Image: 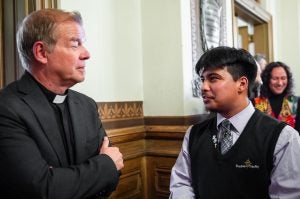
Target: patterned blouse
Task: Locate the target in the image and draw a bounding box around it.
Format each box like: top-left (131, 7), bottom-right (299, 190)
top-left (254, 95), bottom-right (299, 128)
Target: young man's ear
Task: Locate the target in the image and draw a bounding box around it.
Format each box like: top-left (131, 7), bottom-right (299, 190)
top-left (238, 76), bottom-right (248, 93)
top-left (32, 41), bottom-right (48, 64)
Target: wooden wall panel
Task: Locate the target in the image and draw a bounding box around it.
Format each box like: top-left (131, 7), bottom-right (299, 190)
top-left (99, 101), bottom-right (206, 199)
top-left (143, 123), bottom-right (189, 198)
top-left (109, 157), bottom-right (144, 199)
top-left (145, 156), bottom-right (177, 199)
top-left (99, 102), bottom-right (146, 199)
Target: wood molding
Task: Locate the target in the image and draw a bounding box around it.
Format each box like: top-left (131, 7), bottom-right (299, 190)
top-left (235, 0), bottom-right (271, 23)
top-left (144, 114), bottom-right (208, 126)
top-left (98, 101), bottom-right (144, 130)
top-left (106, 126), bottom-right (146, 144)
top-left (98, 101), bottom-right (143, 120)
top-left (98, 101), bottom-right (206, 199)
top-left (145, 125), bottom-right (187, 140)
top-left (98, 101), bottom-right (208, 159)
top-left (145, 139), bottom-right (182, 157)
top-left (99, 101), bottom-right (208, 131)
top-left (102, 118), bottom-right (144, 130)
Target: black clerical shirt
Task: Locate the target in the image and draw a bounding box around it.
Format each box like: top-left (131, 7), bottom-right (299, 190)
top-left (31, 75), bottom-right (75, 165)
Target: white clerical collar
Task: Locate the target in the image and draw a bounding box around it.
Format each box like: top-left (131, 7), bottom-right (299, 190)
top-left (53, 94), bottom-right (67, 104)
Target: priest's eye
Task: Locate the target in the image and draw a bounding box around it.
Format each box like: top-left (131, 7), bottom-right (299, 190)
top-left (70, 40), bottom-right (80, 48)
top-left (71, 42), bottom-right (79, 48)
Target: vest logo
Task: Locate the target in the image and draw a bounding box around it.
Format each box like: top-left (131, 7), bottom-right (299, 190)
top-left (236, 159), bottom-right (260, 169)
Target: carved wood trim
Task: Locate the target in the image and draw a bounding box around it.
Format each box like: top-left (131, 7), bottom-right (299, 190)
top-left (98, 101), bottom-right (144, 130)
top-left (98, 101), bottom-right (205, 198)
top-left (98, 101), bottom-right (143, 120)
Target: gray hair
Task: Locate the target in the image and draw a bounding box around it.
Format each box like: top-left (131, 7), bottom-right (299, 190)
top-left (16, 9), bottom-right (82, 71)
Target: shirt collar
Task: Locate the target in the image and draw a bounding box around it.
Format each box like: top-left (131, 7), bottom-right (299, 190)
top-left (28, 72), bottom-right (68, 104)
top-left (52, 94), bottom-right (67, 104)
top-left (40, 85), bottom-right (68, 104)
top-left (217, 101), bottom-right (255, 134)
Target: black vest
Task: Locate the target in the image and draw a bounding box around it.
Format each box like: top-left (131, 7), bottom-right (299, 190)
top-left (189, 110), bottom-right (286, 199)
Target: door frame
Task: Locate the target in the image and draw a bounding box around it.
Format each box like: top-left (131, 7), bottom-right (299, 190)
top-left (233, 0), bottom-right (273, 61)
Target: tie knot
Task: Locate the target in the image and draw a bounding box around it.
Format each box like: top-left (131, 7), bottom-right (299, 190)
top-left (220, 119), bottom-right (231, 129)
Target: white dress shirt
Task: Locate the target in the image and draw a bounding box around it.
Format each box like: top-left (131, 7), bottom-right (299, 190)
top-left (169, 103), bottom-right (300, 199)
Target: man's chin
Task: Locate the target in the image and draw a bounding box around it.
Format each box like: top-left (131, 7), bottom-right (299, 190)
top-left (75, 76), bottom-right (85, 83)
top-left (204, 105), bottom-right (218, 113)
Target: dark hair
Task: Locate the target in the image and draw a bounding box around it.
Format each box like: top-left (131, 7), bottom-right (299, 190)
top-left (260, 61), bottom-right (294, 97)
top-left (195, 46), bottom-right (257, 92)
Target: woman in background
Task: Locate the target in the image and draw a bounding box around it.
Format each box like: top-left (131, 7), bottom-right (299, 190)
top-left (254, 61), bottom-right (300, 132)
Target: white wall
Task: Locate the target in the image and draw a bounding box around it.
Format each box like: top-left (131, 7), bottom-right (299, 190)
top-left (265, 0), bottom-right (300, 95)
top-left (141, 0), bottom-right (185, 116)
top-left (63, 0), bottom-right (300, 117)
top-left (181, 0), bottom-right (206, 115)
top-left (60, 0), bottom-right (144, 101)
top-left (61, 0), bottom-right (204, 116)
top-left (58, 0), bottom-right (245, 117)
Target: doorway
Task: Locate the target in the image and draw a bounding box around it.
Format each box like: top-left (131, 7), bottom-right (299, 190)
top-left (233, 0), bottom-right (273, 62)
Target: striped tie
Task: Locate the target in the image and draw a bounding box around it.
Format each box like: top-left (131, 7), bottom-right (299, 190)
top-left (219, 119), bottom-right (232, 154)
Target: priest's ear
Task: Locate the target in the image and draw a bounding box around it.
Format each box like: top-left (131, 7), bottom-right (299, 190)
top-left (32, 41), bottom-right (49, 64)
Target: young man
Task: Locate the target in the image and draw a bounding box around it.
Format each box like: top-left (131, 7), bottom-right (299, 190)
top-left (0, 9), bottom-right (123, 198)
top-left (169, 46), bottom-right (300, 198)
